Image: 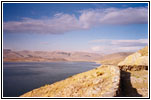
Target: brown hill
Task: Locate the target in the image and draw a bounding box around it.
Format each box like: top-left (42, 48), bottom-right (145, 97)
top-left (97, 52), bottom-right (133, 65)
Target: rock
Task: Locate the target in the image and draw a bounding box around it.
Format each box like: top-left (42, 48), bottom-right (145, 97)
top-left (118, 46), bottom-right (148, 71)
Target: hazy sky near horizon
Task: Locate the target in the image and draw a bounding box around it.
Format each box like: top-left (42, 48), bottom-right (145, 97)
top-left (3, 3), bottom-right (148, 54)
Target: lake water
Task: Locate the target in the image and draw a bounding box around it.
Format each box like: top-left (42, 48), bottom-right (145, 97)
top-left (3, 62), bottom-right (100, 97)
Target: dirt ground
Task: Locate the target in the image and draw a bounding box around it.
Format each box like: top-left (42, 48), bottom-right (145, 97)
top-left (120, 70), bottom-right (148, 97)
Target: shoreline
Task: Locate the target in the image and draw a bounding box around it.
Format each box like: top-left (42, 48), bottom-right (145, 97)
top-left (3, 60), bottom-right (100, 64)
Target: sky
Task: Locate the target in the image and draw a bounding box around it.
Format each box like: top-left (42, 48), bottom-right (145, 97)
top-left (3, 3), bottom-right (148, 54)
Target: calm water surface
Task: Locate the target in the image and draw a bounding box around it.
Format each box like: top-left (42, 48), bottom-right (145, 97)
top-left (3, 62), bottom-right (100, 97)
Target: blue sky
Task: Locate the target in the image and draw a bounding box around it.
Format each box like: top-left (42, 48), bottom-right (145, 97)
top-left (3, 3), bottom-right (148, 53)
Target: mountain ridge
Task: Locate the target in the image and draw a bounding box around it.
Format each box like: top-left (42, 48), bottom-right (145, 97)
top-left (3, 49), bottom-right (102, 62)
top-left (3, 49), bottom-right (134, 63)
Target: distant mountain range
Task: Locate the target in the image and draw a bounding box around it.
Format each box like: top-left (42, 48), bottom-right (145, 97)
top-left (3, 49), bottom-right (133, 63)
top-left (3, 49), bottom-right (103, 62)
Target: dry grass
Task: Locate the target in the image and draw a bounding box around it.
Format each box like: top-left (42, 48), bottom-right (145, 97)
top-left (138, 46), bottom-right (148, 56)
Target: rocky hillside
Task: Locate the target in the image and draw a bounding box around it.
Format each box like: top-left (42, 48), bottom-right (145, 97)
top-left (20, 65), bottom-right (120, 97)
top-left (118, 46), bottom-right (148, 66)
top-left (3, 49), bottom-right (102, 62)
top-left (97, 52), bottom-right (133, 65)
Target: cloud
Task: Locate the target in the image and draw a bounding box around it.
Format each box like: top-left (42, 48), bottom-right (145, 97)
top-left (79, 7), bottom-right (148, 28)
top-left (111, 39), bottom-right (148, 47)
top-left (90, 39), bottom-right (148, 46)
top-left (90, 39), bottom-right (148, 53)
top-left (4, 14), bottom-right (81, 34)
top-left (4, 7), bottom-right (148, 34)
top-left (91, 46), bottom-right (101, 52)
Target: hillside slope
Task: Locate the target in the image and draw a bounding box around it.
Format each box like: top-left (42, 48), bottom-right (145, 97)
top-left (97, 52), bottom-right (133, 65)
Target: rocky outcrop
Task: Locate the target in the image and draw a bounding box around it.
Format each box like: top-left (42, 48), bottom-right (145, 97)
top-left (20, 65), bottom-right (120, 97)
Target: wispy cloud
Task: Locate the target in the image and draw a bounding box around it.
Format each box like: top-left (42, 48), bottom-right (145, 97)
top-left (90, 39), bottom-right (148, 53)
top-left (90, 39), bottom-right (148, 46)
top-left (110, 39), bottom-right (148, 47)
top-left (4, 7), bottom-right (148, 34)
top-left (4, 14), bottom-right (81, 34)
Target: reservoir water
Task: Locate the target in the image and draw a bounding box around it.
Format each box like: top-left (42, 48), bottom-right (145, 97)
top-left (3, 62), bottom-right (100, 97)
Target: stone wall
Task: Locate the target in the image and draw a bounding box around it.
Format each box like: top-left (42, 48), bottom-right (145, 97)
top-left (101, 65), bottom-right (121, 97)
